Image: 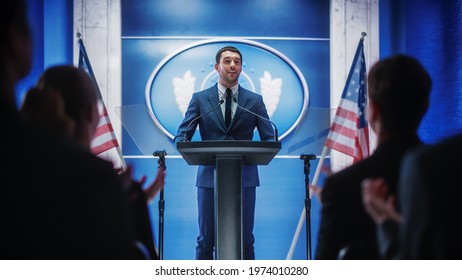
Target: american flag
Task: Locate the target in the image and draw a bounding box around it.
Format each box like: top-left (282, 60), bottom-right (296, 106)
top-left (325, 37), bottom-right (369, 162)
top-left (78, 37), bottom-right (120, 155)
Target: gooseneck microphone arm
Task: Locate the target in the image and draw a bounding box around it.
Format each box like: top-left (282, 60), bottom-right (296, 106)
top-left (233, 97), bottom-right (279, 142)
top-left (182, 99), bottom-right (224, 141)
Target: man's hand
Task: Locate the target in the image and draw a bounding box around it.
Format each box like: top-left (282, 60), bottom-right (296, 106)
top-left (361, 178), bottom-right (402, 224)
top-left (309, 185), bottom-right (323, 204)
top-left (144, 167), bottom-right (166, 203)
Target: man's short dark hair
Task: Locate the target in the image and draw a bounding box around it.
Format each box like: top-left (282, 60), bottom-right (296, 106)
top-left (215, 46), bottom-right (242, 64)
top-left (367, 54), bottom-right (432, 133)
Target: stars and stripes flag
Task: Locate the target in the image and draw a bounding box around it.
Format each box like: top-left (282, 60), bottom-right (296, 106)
top-left (77, 37), bottom-right (120, 155)
top-left (325, 37), bottom-right (369, 162)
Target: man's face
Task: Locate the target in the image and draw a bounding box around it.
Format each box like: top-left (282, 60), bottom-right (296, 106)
top-left (215, 50), bottom-right (242, 87)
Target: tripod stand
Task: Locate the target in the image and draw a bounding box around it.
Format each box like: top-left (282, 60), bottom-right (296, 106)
top-left (153, 150), bottom-right (167, 260)
top-left (300, 153), bottom-right (316, 260)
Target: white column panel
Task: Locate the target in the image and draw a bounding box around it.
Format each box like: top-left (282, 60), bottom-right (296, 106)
top-left (74, 0), bottom-right (123, 168)
top-left (330, 0), bottom-right (379, 172)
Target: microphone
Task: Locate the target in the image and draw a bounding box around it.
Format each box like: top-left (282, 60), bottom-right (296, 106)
top-left (233, 97), bottom-right (279, 142)
top-left (182, 99), bottom-right (224, 141)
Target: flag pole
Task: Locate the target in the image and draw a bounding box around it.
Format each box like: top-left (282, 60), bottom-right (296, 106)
top-left (76, 33), bottom-right (127, 172)
top-left (286, 31), bottom-right (368, 260)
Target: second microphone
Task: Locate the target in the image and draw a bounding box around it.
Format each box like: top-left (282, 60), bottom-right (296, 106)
top-left (233, 97), bottom-right (279, 142)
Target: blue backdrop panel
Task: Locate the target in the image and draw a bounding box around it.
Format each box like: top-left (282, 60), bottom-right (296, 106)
top-left (404, 0), bottom-right (462, 142)
top-left (122, 0), bottom-right (329, 38)
top-left (379, 0), bottom-right (462, 143)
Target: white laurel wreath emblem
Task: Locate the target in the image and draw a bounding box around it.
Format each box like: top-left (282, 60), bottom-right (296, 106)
top-left (259, 71), bottom-right (282, 118)
top-left (173, 70), bottom-right (195, 116)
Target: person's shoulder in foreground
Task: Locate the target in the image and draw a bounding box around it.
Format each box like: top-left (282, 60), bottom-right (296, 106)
top-left (398, 133), bottom-right (462, 259)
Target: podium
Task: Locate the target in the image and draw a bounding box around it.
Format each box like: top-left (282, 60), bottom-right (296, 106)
top-left (177, 140), bottom-right (281, 259)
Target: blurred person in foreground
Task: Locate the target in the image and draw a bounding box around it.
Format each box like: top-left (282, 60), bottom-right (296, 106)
top-left (1, 0), bottom-right (145, 259)
top-left (363, 132), bottom-right (462, 259)
top-left (20, 65), bottom-right (165, 259)
top-left (315, 55), bottom-right (432, 259)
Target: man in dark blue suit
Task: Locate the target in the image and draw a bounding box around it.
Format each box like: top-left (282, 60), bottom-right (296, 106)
top-left (175, 46), bottom-right (274, 260)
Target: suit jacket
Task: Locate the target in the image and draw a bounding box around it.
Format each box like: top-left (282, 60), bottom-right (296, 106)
top-left (175, 84), bottom-right (274, 188)
top-left (315, 135), bottom-right (423, 259)
top-left (398, 134), bottom-right (462, 259)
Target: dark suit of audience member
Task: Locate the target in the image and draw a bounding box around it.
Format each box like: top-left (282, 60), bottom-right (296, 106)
top-left (315, 55), bottom-right (432, 259)
top-left (175, 46), bottom-right (274, 260)
top-left (377, 133), bottom-right (462, 259)
top-left (363, 133), bottom-right (462, 259)
top-left (0, 1), bottom-right (134, 259)
top-left (398, 134), bottom-right (462, 259)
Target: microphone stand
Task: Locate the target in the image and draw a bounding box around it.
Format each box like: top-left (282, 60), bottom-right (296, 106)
top-left (153, 150), bottom-right (167, 260)
top-left (300, 153), bottom-right (316, 260)
top-left (232, 97), bottom-right (278, 142)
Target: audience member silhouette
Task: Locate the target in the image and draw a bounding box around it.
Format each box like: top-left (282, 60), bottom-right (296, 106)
top-left (315, 55), bottom-right (432, 259)
top-left (363, 133), bottom-right (462, 259)
top-left (398, 134), bottom-right (462, 259)
top-left (20, 87), bottom-right (75, 138)
top-left (21, 74), bottom-right (165, 204)
top-left (20, 65), bottom-right (165, 259)
top-left (1, 0), bottom-right (135, 259)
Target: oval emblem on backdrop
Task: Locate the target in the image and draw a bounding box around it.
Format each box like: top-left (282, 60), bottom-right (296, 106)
top-left (146, 38), bottom-right (308, 141)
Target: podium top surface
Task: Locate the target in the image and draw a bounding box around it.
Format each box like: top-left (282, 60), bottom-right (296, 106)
top-left (177, 140), bottom-right (281, 166)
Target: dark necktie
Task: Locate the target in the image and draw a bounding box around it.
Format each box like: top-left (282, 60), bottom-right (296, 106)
top-left (225, 88), bottom-right (232, 128)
